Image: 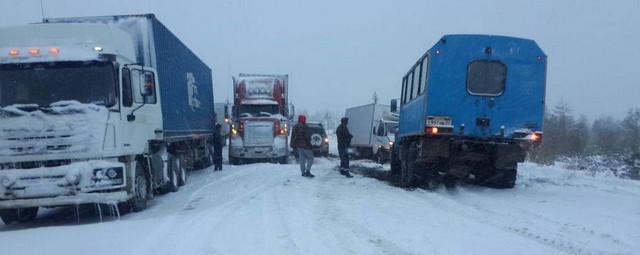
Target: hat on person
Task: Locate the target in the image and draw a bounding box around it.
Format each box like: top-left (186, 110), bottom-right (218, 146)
top-left (298, 115), bottom-right (307, 124)
top-left (341, 117), bottom-right (348, 124)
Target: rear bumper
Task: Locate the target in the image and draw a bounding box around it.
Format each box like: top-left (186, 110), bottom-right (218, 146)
top-left (418, 136), bottom-right (527, 164)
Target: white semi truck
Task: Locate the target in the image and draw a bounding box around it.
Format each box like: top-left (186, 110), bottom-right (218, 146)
top-left (0, 14), bottom-right (216, 224)
top-left (345, 104), bottom-right (398, 163)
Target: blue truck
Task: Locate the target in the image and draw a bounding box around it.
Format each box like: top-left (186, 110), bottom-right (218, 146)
top-left (0, 14), bottom-right (215, 223)
top-left (390, 34), bottom-right (546, 188)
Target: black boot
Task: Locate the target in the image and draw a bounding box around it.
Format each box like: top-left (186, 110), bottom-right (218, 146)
top-left (306, 171), bottom-right (315, 178)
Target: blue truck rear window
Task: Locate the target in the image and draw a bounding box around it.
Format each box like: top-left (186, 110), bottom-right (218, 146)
top-left (466, 60), bottom-right (506, 96)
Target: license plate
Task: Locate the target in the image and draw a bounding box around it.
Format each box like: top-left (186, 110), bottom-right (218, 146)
top-left (425, 116), bottom-right (452, 127)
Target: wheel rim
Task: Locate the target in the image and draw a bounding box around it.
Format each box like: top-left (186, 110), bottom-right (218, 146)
top-left (180, 162), bottom-right (186, 183)
top-left (172, 168), bottom-right (178, 187)
top-left (135, 175), bottom-right (147, 201)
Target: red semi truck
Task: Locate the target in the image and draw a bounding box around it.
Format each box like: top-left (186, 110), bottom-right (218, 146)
top-left (229, 74), bottom-right (291, 164)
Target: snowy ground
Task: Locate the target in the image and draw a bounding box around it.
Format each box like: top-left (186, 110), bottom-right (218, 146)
top-left (1, 154), bottom-right (639, 254)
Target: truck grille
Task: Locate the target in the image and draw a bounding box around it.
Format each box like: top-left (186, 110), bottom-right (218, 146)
top-left (244, 122), bottom-right (274, 147)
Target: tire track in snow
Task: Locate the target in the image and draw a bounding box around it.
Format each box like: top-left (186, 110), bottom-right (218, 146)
top-left (314, 174), bottom-right (413, 255)
top-left (404, 189), bottom-right (619, 255)
top-left (453, 188), bottom-right (632, 250)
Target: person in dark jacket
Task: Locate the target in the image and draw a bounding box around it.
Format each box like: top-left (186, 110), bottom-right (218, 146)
top-left (336, 117), bottom-right (353, 178)
top-left (213, 124), bottom-right (224, 171)
top-left (290, 115), bottom-right (314, 177)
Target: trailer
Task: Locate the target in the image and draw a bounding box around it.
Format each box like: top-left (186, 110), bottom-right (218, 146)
top-left (344, 104), bottom-right (398, 163)
top-left (391, 34), bottom-right (546, 188)
top-left (0, 14), bottom-right (215, 224)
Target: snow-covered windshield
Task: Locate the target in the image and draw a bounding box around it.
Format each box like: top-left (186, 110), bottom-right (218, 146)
top-left (0, 61), bottom-right (117, 108)
top-left (238, 104), bottom-right (279, 118)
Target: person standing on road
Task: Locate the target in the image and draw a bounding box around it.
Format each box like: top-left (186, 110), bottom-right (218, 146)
top-left (336, 117), bottom-right (353, 178)
top-left (291, 115), bottom-right (315, 178)
top-left (213, 124), bottom-right (224, 171)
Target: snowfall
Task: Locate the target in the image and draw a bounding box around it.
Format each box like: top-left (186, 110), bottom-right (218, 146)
top-left (1, 141), bottom-right (639, 255)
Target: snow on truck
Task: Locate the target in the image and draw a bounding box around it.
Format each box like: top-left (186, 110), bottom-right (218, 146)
top-left (391, 35), bottom-right (546, 188)
top-left (344, 103), bottom-right (398, 163)
top-left (0, 14), bottom-right (216, 224)
top-left (229, 74), bottom-right (291, 165)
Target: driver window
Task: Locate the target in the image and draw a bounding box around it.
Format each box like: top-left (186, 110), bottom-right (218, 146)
top-left (122, 68), bottom-right (132, 107)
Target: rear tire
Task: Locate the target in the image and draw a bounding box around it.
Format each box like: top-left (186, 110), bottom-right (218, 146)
top-left (402, 142), bottom-right (419, 187)
top-left (0, 207), bottom-right (38, 224)
top-left (229, 156), bottom-right (240, 165)
top-left (487, 168), bottom-right (517, 189)
top-left (165, 155), bottom-right (179, 193)
top-left (177, 154), bottom-right (187, 186)
top-left (130, 162), bottom-right (149, 212)
top-left (278, 156), bottom-right (288, 164)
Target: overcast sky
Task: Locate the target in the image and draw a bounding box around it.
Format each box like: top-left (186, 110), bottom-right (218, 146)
top-left (1, 0), bottom-right (638, 119)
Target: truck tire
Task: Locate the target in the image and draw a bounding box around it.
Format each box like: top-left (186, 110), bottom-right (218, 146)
top-left (488, 168), bottom-right (517, 189)
top-left (375, 150), bottom-right (387, 164)
top-left (229, 156), bottom-right (239, 165)
top-left (164, 155), bottom-right (179, 193)
top-left (177, 154), bottom-right (187, 186)
top-left (131, 162), bottom-right (149, 212)
top-left (390, 145), bottom-right (401, 180)
top-left (278, 156), bottom-right (288, 164)
top-left (0, 207), bottom-right (38, 224)
top-left (402, 142), bottom-right (419, 187)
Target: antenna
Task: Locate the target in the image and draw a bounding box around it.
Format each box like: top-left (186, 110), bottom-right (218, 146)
top-left (39, 0), bottom-right (46, 22)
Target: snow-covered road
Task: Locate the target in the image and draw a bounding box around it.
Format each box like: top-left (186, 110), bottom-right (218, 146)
top-left (1, 157), bottom-right (639, 255)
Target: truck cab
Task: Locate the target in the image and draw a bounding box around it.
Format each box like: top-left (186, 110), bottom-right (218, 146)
top-left (229, 74), bottom-right (290, 164)
top-left (0, 14), bottom-right (215, 224)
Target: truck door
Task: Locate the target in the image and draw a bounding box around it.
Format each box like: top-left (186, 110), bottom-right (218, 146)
top-left (466, 60), bottom-right (507, 137)
top-left (119, 66), bottom-right (163, 154)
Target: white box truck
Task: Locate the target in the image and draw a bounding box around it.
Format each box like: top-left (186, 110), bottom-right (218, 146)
top-left (344, 104), bottom-right (398, 163)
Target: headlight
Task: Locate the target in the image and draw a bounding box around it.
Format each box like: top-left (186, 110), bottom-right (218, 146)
top-left (388, 141), bottom-right (394, 146)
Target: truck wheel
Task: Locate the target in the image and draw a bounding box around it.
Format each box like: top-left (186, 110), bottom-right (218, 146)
top-left (488, 169), bottom-right (517, 189)
top-left (278, 156), bottom-right (288, 164)
top-left (177, 154), bottom-right (187, 186)
top-left (390, 145), bottom-right (401, 180)
top-left (375, 150), bottom-right (387, 164)
top-left (0, 207), bottom-right (39, 224)
top-left (402, 142), bottom-right (419, 187)
top-left (165, 155), bottom-right (179, 193)
top-left (229, 156), bottom-right (239, 165)
top-left (131, 162), bottom-right (149, 212)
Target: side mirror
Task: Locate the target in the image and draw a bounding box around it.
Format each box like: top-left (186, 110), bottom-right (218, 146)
top-left (141, 73), bottom-right (155, 97)
top-left (127, 114), bottom-right (136, 122)
top-left (390, 99), bottom-right (398, 113)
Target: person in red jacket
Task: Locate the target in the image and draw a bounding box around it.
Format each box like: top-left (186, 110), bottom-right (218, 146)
top-left (290, 115), bottom-right (314, 178)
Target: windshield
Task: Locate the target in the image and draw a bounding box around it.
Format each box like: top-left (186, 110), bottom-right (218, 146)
top-left (237, 104), bottom-right (280, 117)
top-left (385, 122), bottom-right (398, 134)
top-left (0, 61), bottom-right (117, 107)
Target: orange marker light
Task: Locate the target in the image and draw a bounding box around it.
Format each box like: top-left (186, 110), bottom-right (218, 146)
top-left (431, 127), bottom-right (439, 134)
top-left (9, 48), bottom-right (19, 57)
top-left (49, 47), bottom-right (60, 56)
top-left (29, 48), bottom-right (40, 56)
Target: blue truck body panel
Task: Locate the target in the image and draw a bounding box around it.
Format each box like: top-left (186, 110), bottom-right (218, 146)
top-left (45, 14), bottom-right (215, 138)
top-left (150, 17), bottom-right (215, 137)
top-left (399, 34), bottom-right (546, 139)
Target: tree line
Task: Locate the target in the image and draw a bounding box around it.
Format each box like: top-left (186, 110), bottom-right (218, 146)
top-left (529, 101), bottom-right (640, 179)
